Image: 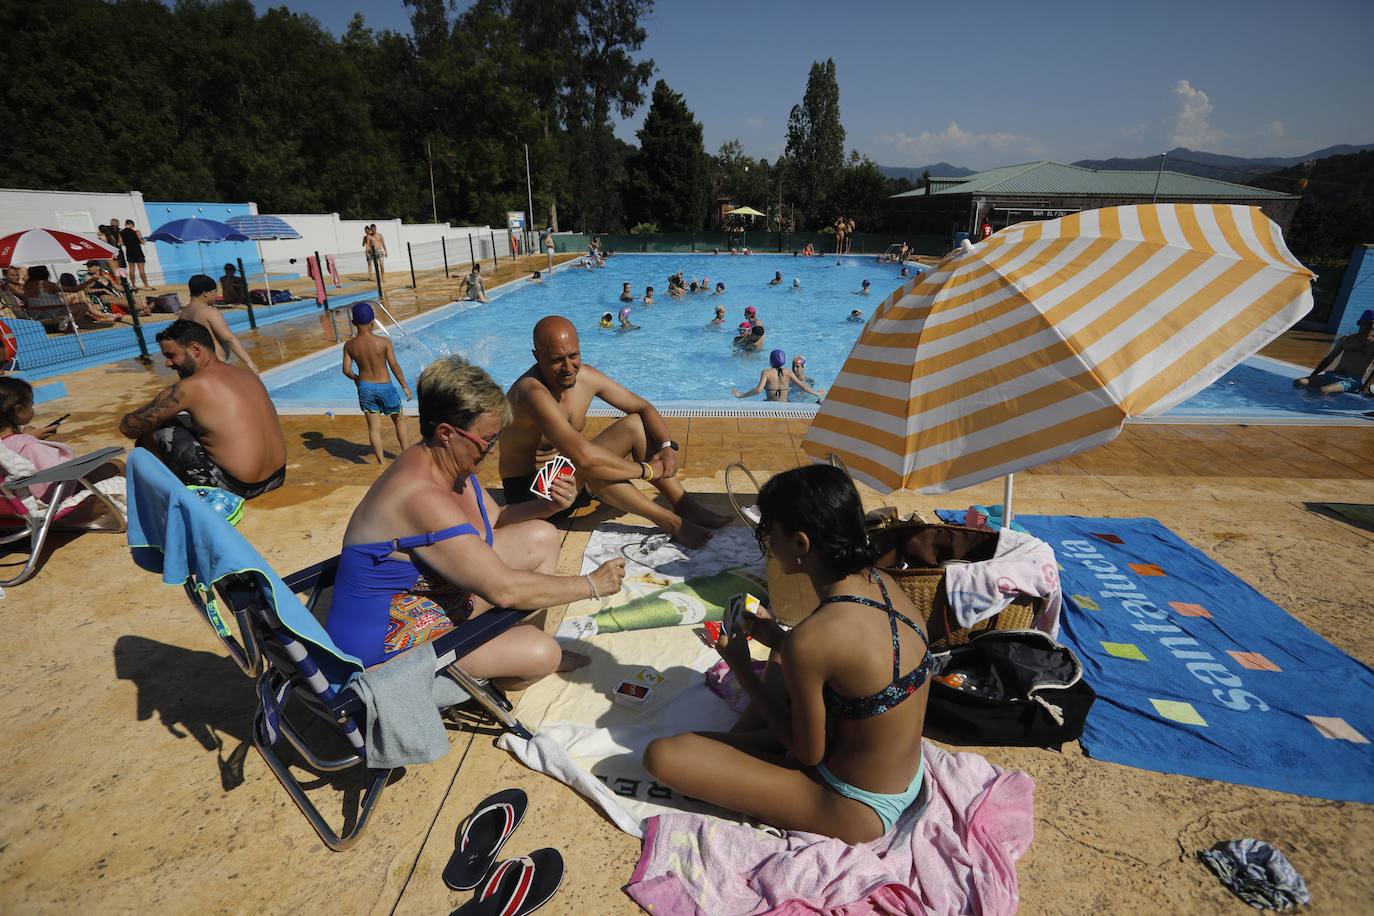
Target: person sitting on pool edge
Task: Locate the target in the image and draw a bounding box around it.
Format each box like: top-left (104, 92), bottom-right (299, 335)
top-left (643, 464), bottom-right (931, 843)
top-left (1294, 310), bottom-right (1374, 396)
top-left (500, 315), bottom-right (731, 548)
top-left (119, 319), bottom-right (286, 499)
top-left (326, 354), bottom-right (626, 686)
top-left (733, 349), bottom-right (825, 401)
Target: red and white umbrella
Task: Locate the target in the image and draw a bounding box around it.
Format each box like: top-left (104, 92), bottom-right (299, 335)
top-left (0, 228), bottom-right (118, 268)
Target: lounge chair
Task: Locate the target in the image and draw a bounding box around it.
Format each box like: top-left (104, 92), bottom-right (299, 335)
top-left (0, 445), bottom-right (126, 586)
top-left (125, 448), bottom-right (533, 850)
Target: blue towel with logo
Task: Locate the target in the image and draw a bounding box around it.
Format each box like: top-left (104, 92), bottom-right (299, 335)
top-left (126, 448), bottom-right (363, 691)
top-left (938, 512), bottom-right (1374, 802)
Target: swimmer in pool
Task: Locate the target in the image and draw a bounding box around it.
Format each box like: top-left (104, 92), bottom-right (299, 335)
top-left (620, 282), bottom-right (634, 302)
top-left (741, 324), bottom-right (766, 352)
top-left (792, 355), bottom-right (814, 388)
top-left (600, 311), bottom-right (614, 329)
top-left (709, 305), bottom-right (726, 326)
top-left (643, 286), bottom-right (655, 305)
top-left (689, 281), bottom-right (698, 294)
top-left (856, 279), bottom-right (871, 296)
top-left (791, 278), bottom-right (801, 290)
top-left (848, 309), bottom-right (865, 323)
top-left (732, 321), bottom-right (752, 348)
top-left (532, 271), bottom-right (543, 283)
top-left (618, 306), bottom-right (640, 330)
top-left (743, 305), bottom-right (758, 325)
top-left (899, 266), bottom-right (910, 278)
top-left (769, 271), bottom-right (783, 286)
top-left (714, 282), bottom-right (726, 295)
top-left (733, 349), bottom-right (825, 401)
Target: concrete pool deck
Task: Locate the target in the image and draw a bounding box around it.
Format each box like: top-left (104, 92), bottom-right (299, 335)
top-left (3, 268), bottom-right (1373, 913)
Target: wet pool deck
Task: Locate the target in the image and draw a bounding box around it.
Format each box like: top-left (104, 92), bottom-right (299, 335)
top-left (3, 264), bottom-right (1373, 913)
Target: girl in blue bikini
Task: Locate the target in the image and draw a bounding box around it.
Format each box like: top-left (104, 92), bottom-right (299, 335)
top-left (644, 465), bottom-right (930, 842)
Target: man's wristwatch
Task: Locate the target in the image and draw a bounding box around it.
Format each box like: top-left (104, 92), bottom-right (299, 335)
top-left (660, 440), bottom-right (679, 452)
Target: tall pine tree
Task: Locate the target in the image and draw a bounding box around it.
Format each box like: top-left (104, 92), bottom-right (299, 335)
top-left (622, 81), bottom-right (708, 231)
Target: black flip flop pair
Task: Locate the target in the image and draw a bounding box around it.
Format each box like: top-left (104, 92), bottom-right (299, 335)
top-left (445, 788), bottom-right (564, 916)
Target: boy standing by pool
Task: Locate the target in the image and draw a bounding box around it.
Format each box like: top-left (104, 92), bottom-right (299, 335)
top-left (341, 301), bottom-right (412, 463)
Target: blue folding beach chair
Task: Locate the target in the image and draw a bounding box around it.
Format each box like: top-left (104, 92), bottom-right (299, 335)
top-left (126, 449), bottom-right (532, 850)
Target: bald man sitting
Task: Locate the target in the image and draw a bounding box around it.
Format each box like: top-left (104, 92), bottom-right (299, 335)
top-left (501, 315), bottom-right (730, 548)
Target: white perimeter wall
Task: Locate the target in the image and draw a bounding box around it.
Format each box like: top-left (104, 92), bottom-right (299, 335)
top-left (0, 187), bottom-right (165, 276)
top-left (0, 186), bottom-right (518, 280)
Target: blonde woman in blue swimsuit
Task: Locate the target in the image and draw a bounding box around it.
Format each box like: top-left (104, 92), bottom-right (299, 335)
top-left (644, 465), bottom-right (931, 842)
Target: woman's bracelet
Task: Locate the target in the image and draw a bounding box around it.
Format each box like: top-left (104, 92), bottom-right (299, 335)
top-left (639, 460), bottom-right (655, 481)
top-left (584, 573), bottom-right (600, 601)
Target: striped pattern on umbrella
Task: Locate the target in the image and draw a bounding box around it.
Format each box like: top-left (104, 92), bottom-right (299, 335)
top-left (802, 204), bottom-right (1315, 494)
top-left (225, 215), bottom-right (301, 240)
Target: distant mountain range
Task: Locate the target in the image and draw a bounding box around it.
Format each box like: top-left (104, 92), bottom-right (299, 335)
top-left (880, 144), bottom-right (1374, 184)
top-left (877, 162), bottom-right (976, 181)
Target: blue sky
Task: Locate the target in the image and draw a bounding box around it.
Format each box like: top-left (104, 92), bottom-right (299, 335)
top-left (256, 0), bottom-right (1374, 169)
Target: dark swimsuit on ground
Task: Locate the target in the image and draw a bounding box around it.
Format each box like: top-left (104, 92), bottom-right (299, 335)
top-left (814, 570), bottom-right (934, 833)
top-left (327, 476), bottom-right (493, 668)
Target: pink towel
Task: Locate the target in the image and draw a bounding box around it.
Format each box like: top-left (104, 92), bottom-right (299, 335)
top-left (325, 254), bottom-right (342, 288)
top-left (944, 527), bottom-right (1064, 637)
top-left (624, 741), bottom-right (1034, 915)
top-left (306, 256), bottom-right (326, 304)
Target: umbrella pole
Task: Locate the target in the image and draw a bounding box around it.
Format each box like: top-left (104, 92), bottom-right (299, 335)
top-left (1002, 473), bottom-right (1015, 527)
top-left (259, 241), bottom-right (275, 309)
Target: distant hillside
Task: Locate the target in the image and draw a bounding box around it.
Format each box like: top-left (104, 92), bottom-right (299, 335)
top-left (1248, 150), bottom-right (1374, 262)
top-left (879, 162), bottom-right (976, 181)
top-left (1073, 144), bottom-right (1374, 183)
top-left (1248, 149), bottom-right (1374, 205)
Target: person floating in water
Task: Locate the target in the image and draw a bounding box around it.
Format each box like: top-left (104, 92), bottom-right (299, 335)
top-left (848, 309), bottom-right (865, 323)
top-left (769, 271), bottom-right (783, 286)
top-left (643, 285), bottom-right (655, 305)
top-left (714, 282), bottom-right (726, 295)
top-left (618, 306), bottom-right (640, 330)
top-left (709, 305), bottom-right (726, 326)
top-left (733, 349), bottom-right (825, 401)
top-left (1295, 310), bottom-right (1374, 395)
top-left (620, 282), bottom-right (634, 302)
top-left (600, 311), bottom-right (614, 329)
top-left (856, 279), bottom-right (871, 296)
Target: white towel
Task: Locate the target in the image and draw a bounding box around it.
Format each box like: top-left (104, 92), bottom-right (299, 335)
top-left (497, 729), bottom-right (645, 838)
top-left (943, 527), bottom-right (1063, 636)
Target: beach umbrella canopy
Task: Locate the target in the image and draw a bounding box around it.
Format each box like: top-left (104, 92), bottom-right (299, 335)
top-left (726, 206), bottom-right (766, 217)
top-left (0, 228), bottom-right (117, 267)
top-left (224, 214), bottom-right (301, 240)
top-left (802, 203), bottom-right (1315, 494)
top-left (146, 217), bottom-right (249, 244)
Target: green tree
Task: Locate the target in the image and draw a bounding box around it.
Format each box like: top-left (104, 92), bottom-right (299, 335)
top-left (784, 58), bottom-right (845, 229)
top-left (711, 140), bottom-right (770, 217)
top-left (830, 154), bottom-right (892, 233)
top-left (622, 81), bottom-right (708, 231)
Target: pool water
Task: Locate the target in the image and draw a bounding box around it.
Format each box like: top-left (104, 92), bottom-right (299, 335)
top-left (268, 254), bottom-right (910, 410)
top-left (264, 254), bottom-right (1374, 425)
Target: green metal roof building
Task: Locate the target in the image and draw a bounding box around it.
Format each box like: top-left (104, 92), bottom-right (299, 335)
top-left (887, 160), bottom-right (1301, 241)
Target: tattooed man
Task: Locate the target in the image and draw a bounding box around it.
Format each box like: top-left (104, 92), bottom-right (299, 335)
top-left (120, 319), bottom-right (286, 498)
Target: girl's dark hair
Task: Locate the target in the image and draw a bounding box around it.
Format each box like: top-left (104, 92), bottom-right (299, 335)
top-left (754, 464), bottom-right (877, 575)
top-left (0, 377), bottom-right (34, 429)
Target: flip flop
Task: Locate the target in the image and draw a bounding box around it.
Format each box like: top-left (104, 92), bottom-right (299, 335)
top-left (452, 848), bottom-right (565, 916)
top-left (443, 788), bottom-right (528, 891)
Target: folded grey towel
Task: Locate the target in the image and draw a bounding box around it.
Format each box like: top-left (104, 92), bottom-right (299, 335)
top-left (346, 643), bottom-right (471, 769)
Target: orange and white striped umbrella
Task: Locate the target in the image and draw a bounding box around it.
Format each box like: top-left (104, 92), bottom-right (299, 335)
top-left (802, 204), bottom-right (1314, 493)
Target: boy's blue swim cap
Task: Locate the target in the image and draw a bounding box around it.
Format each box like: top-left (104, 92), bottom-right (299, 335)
top-left (770, 349), bottom-right (786, 368)
top-left (351, 301), bottom-right (375, 324)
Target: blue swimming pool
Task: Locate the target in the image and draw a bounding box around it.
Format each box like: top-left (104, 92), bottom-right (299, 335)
top-left (266, 254), bottom-right (911, 412)
top-left (263, 254), bottom-right (1374, 425)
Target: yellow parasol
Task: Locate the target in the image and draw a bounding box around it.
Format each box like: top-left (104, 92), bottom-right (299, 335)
top-left (802, 204), bottom-right (1315, 501)
top-left (725, 206), bottom-right (766, 218)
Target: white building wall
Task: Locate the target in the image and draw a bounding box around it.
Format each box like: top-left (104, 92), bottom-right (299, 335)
top-left (0, 187), bottom-right (165, 277)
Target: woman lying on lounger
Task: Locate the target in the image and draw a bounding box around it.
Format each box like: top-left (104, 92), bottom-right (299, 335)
top-left (326, 355), bottom-right (626, 689)
top-left (644, 464), bottom-right (931, 843)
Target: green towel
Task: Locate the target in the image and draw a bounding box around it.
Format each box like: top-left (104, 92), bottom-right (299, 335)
top-left (592, 568), bottom-right (767, 633)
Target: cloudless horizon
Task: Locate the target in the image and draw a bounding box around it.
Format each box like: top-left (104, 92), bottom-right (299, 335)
top-left (255, 0), bottom-right (1373, 170)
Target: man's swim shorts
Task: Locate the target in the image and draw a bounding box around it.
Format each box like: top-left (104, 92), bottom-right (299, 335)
top-left (149, 416), bottom-right (285, 499)
top-left (1311, 372), bottom-right (1363, 393)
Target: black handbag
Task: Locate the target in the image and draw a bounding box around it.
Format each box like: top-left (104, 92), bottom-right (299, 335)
top-left (925, 630), bottom-right (1096, 747)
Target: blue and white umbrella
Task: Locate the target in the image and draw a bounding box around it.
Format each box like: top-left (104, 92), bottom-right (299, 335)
top-left (226, 215), bottom-right (302, 306)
